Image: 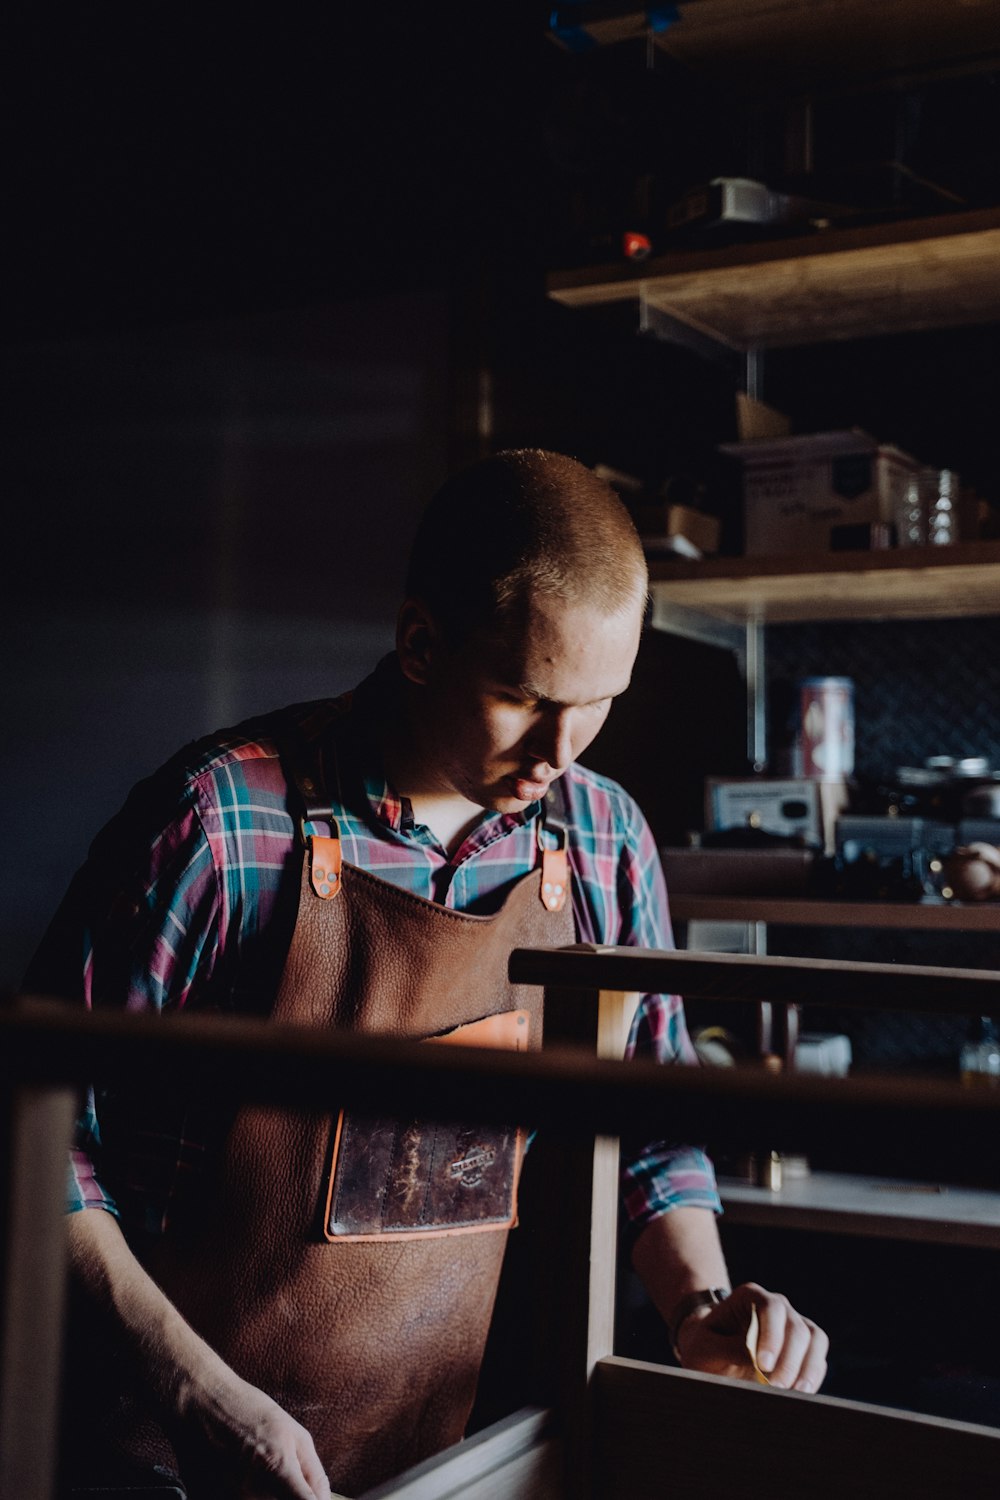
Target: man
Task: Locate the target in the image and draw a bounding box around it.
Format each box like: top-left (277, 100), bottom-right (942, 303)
top-left (28, 450), bottom-right (827, 1500)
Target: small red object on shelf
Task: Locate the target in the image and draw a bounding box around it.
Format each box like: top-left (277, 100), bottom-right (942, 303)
top-left (623, 230), bottom-right (651, 261)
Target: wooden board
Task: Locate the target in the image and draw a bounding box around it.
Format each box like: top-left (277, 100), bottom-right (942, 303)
top-left (671, 896), bottom-right (1000, 931)
top-left (508, 944), bottom-right (1000, 1014)
top-left (548, 209), bottom-right (1000, 350)
top-left (358, 1408), bottom-right (561, 1500)
top-left (656, 0), bottom-right (1000, 91)
top-left (647, 540), bottom-right (1000, 625)
top-left (595, 1356), bottom-right (1000, 1499)
top-left (0, 1085), bottom-right (76, 1500)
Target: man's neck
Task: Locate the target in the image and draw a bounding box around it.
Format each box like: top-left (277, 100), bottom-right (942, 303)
top-left (406, 793), bottom-right (486, 858)
top-left (369, 664), bottom-right (486, 856)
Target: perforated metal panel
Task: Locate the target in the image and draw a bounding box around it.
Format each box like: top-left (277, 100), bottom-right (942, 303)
top-left (760, 616), bottom-right (1000, 1075)
top-left (766, 617), bottom-right (1000, 782)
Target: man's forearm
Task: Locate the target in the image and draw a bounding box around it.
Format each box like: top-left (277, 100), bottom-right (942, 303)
top-left (65, 1209), bottom-right (333, 1499)
top-left (66, 1207), bottom-right (235, 1416)
top-left (630, 1205), bottom-right (730, 1331)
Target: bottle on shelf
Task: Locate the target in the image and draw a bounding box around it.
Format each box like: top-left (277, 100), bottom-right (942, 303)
top-left (960, 1016), bottom-right (1000, 1087)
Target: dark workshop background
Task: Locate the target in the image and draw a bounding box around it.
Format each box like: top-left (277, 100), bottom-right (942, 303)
top-left (6, 4), bottom-right (1000, 1428)
top-left (4, 9), bottom-right (1000, 988)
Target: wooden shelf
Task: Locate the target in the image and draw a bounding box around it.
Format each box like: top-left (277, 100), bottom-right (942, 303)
top-left (673, 896), bottom-right (1000, 932)
top-left (550, 3), bottom-right (1000, 93)
top-left (718, 1170), bottom-right (1000, 1249)
top-left (653, 0), bottom-right (1000, 94)
top-left (648, 540), bottom-right (1000, 627)
top-left (548, 208), bottom-right (1000, 350)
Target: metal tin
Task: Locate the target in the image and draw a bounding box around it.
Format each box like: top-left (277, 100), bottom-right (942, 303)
top-left (798, 676), bottom-right (855, 780)
top-left (755, 1150), bottom-right (784, 1191)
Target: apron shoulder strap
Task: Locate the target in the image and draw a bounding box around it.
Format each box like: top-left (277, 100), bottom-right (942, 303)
top-left (538, 777), bottom-right (571, 913)
top-left (276, 716), bottom-right (344, 901)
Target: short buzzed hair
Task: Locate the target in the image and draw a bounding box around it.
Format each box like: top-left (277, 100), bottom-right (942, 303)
top-left (405, 449), bottom-right (648, 641)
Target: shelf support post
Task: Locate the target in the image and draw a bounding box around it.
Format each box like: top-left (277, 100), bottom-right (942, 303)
top-left (745, 619), bottom-right (767, 772)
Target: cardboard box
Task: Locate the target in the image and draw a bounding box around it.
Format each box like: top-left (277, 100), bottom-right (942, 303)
top-left (720, 429), bottom-right (921, 556)
top-left (636, 501), bottom-right (721, 557)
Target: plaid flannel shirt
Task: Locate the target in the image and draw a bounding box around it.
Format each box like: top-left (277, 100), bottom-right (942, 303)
top-left (27, 662), bottom-right (719, 1247)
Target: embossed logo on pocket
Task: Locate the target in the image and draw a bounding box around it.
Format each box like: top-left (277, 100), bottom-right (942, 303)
top-left (448, 1143), bottom-right (496, 1188)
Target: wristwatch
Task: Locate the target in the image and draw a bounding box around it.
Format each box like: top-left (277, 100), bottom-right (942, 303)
top-left (668, 1286), bottom-right (730, 1358)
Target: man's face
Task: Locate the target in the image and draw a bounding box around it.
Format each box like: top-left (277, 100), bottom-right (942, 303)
top-left (403, 589), bottom-right (644, 814)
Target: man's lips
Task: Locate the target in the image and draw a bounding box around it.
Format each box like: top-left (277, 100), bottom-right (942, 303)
top-left (509, 775), bottom-right (551, 801)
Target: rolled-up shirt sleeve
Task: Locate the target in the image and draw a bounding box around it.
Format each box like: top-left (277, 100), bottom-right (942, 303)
top-left (24, 772), bottom-right (224, 1221)
top-left (613, 801), bottom-right (721, 1248)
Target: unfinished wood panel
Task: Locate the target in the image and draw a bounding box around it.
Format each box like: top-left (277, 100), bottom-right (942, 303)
top-left (585, 991), bottom-right (639, 1376)
top-left (648, 541), bottom-right (1000, 625)
top-left (548, 210), bottom-right (1000, 349)
top-left (656, 0), bottom-right (1000, 91)
top-left (594, 1355), bottom-right (1000, 1499)
top-left (0, 1083), bottom-right (76, 1500)
top-left (518, 986), bottom-right (638, 1498)
top-left (358, 1408), bottom-right (562, 1500)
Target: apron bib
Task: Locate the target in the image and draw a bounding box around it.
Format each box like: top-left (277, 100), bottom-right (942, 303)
top-left (145, 854), bottom-right (573, 1495)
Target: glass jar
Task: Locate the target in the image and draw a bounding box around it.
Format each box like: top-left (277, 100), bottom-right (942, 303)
top-left (960, 1016), bottom-right (1000, 1087)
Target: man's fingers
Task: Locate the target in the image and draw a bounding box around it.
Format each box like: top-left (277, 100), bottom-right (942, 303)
top-left (751, 1292), bottom-right (787, 1375)
top-left (755, 1296), bottom-right (829, 1393)
top-left (296, 1439), bottom-right (333, 1500)
top-left (239, 1421), bottom-right (331, 1500)
top-left (792, 1318), bottom-right (829, 1394)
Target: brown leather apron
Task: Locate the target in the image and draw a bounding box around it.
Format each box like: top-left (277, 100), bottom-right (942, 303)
top-left (66, 768), bottom-right (575, 1497)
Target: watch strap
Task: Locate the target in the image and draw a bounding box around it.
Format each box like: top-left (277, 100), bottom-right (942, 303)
top-left (669, 1286), bottom-right (730, 1355)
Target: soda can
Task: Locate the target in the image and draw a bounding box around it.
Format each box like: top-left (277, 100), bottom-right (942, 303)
top-left (798, 677), bottom-right (855, 779)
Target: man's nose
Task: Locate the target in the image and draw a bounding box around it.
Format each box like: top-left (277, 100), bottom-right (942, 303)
top-left (529, 708), bottom-right (574, 773)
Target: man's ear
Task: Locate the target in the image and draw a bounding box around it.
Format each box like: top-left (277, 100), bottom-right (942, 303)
top-left (396, 598), bottom-right (446, 686)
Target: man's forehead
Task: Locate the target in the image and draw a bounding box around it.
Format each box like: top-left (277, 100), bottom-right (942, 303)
top-left (470, 593), bottom-right (642, 688)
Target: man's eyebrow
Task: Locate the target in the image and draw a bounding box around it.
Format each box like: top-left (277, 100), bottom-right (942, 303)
top-left (514, 680), bottom-right (627, 707)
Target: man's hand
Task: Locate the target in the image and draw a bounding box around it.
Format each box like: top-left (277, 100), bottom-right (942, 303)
top-left (674, 1282), bottom-right (828, 1394)
top-left (67, 1210), bottom-right (333, 1499)
top-left (182, 1369), bottom-right (333, 1499)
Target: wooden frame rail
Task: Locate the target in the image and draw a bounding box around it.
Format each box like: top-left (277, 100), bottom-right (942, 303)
top-left (512, 941), bottom-right (1000, 1067)
top-left (509, 945), bottom-right (1000, 1015)
top-left (6, 991), bottom-right (1000, 1167)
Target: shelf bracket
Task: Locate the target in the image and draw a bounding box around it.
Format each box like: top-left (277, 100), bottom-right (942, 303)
top-left (649, 601), bottom-right (765, 767)
top-left (650, 597), bottom-right (746, 657)
top-left (637, 294), bottom-right (744, 370)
